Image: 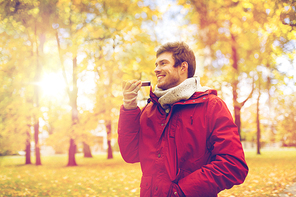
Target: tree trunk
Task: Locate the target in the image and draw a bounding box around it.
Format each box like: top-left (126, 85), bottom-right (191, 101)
top-left (107, 140), bottom-right (113, 159)
top-left (256, 76), bottom-right (261, 155)
top-left (34, 120), bottom-right (41, 165)
top-left (234, 105), bottom-right (242, 139)
top-left (230, 33), bottom-right (254, 140)
top-left (231, 33), bottom-right (242, 139)
top-left (67, 138), bottom-right (77, 166)
top-left (55, 31), bottom-right (76, 166)
top-left (67, 57), bottom-right (79, 166)
top-left (33, 26), bottom-right (43, 166)
top-left (106, 120), bottom-right (113, 159)
top-left (25, 130), bottom-right (31, 164)
top-left (256, 101), bottom-right (261, 155)
top-left (83, 142), bottom-right (93, 158)
top-left (266, 63), bottom-right (275, 143)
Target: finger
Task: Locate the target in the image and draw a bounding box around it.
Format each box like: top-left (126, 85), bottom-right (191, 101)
top-left (135, 80), bottom-right (142, 88)
top-left (134, 84), bottom-right (141, 92)
top-left (132, 81), bottom-right (142, 93)
top-left (124, 80), bottom-right (135, 91)
top-left (127, 80), bottom-right (140, 91)
top-left (129, 80), bottom-right (142, 92)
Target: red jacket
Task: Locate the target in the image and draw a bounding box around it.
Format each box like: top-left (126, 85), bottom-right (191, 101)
top-left (118, 89), bottom-right (248, 197)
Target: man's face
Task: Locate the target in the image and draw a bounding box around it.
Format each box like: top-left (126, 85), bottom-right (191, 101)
top-left (154, 52), bottom-right (183, 90)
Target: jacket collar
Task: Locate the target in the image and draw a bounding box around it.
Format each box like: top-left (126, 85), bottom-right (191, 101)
top-left (149, 87), bottom-right (217, 106)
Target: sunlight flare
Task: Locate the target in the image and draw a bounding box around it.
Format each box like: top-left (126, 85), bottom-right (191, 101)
top-left (39, 72), bottom-right (66, 98)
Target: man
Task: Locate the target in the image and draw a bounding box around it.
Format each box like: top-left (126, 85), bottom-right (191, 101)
top-left (118, 42), bottom-right (248, 197)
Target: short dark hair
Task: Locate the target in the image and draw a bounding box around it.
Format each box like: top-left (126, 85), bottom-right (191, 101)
top-left (156, 41), bottom-right (196, 78)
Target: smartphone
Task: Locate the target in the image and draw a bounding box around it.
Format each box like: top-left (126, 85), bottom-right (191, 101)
top-left (141, 81), bottom-right (151, 87)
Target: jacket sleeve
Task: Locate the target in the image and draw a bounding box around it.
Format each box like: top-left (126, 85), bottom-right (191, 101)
top-left (118, 105), bottom-right (141, 163)
top-left (178, 96), bottom-right (249, 197)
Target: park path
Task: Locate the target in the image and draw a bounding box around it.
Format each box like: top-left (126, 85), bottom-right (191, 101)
top-left (278, 183), bottom-right (296, 196)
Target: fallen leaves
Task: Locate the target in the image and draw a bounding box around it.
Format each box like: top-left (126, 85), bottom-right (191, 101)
top-left (0, 149), bottom-right (295, 196)
top-left (219, 149), bottom-right (296, 197)
top-left (0, 153), bottom-right (142, 196)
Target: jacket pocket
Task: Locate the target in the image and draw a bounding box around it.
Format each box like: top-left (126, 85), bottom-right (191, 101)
top-left (140, 176), bottom-right (152, 197)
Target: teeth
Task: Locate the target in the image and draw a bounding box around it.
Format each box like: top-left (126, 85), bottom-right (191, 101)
top-left (157, 76), bottom-right (164, 80)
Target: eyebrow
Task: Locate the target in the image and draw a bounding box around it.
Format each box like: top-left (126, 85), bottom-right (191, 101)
top-left (155, 59), bottom-right (169, 66)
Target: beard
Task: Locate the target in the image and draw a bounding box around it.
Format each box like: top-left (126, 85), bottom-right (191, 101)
top-left (157, 74), bottom-right (181, 90)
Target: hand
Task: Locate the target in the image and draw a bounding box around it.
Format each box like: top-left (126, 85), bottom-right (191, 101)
top-left (122, 80), bottom-right (142, 109)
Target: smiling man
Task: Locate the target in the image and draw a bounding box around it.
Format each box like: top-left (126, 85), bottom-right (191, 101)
top-left (154, 52), bottom-right (187, 90)
top-left (118, 42), bottom-right (248, 197)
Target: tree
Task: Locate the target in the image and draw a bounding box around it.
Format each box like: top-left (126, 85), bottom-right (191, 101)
top-left (0, 33), bottom-right (35, 158)
top-left (181, 0), bottom-right (295, 139)
top-left (78, 0), bottom-right (158, 159)
top-left (52, 0), bottom-right (158, 162)
top-left (0, 7), bottom-right (36, 158)
top-left (256, 73), bottom-right (262, 155)
top-left (275, 94), bottom-right (296, 147)
top-left (255, 0), bottom-right (295, 144)
top-left (0, 0), bottom-right (63, 164)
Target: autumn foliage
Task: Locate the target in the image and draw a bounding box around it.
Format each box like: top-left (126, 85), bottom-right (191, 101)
top-left (0, 0), bottom-right (295, 181)
top-left (0, 0), bottom-right (295, 196)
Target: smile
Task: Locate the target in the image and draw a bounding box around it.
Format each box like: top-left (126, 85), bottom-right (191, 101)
top-left (157, 75), bottom-right (165, 80)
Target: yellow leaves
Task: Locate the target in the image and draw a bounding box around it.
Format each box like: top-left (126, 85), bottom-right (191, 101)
top-left (73, 0), bottom-right (81, 5)
top-left (276, 9), bottom-right (282, 16)
top-left (230, 23), bottom-right (242, 34)
top-left (287, 51), bottom-right (295, 60)
top-left (9, 7), bottom-right (15, 12)
top-left (263, 22), bottom-right (277, 34)
top-left (141, 6), bottom-right (151, 14)
top-left (28, 7), bottom-right (39, 17)
top-left (57, 0), bottom-right (70, 7)
top-left (178, 0), bottom-right (187, 5)
top-left (65, 7), bottom-right (71, 13)
top-left (242, 2), bottom-right (253, 9)
top-left (286, 30), bottom-right (296, 40)
top-left (183, 3), bottom-right (192, 10)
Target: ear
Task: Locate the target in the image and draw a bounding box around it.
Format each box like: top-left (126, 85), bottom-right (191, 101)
top-left (180, 62), bottom-right (188, 76)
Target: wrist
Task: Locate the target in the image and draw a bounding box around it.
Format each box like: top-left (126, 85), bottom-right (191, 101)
top-left (123, 98), bottom-right (138, 109)
top-left (123, 103), bottom-right (138, 110)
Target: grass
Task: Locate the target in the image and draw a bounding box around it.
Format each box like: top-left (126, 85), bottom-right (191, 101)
top-left (0, 149), bottom-right (296, 197)
top-left (219, 149), bottom-right (296, 197)
top-left (0, 153), bottom-right (142, 197)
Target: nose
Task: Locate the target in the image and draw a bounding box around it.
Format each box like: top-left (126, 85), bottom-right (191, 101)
top-left (154, 65), bottom-right (161, 74)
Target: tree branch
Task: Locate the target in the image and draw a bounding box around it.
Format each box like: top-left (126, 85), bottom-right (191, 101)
top-left (240, 76), bottom-right (255, 107)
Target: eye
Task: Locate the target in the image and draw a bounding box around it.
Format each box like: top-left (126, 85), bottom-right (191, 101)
top-left (156, 60), bottom-right (168, 67)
